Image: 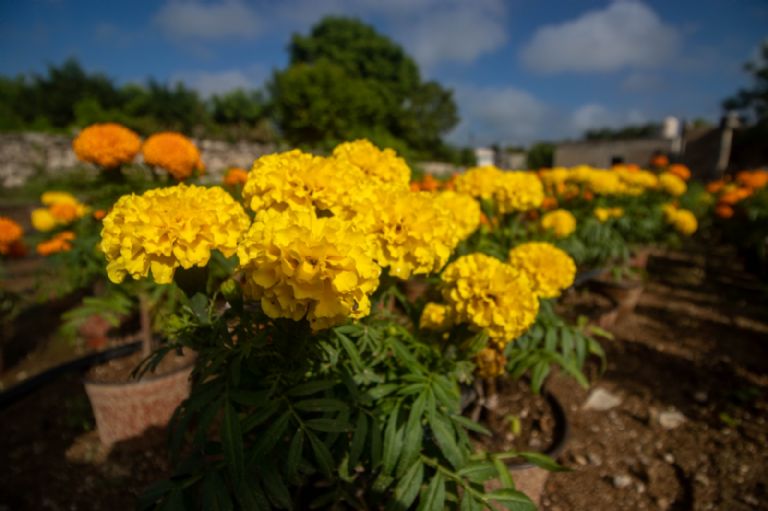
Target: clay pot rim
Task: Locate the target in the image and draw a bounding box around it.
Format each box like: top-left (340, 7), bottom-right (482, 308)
top-left (83, 357), bottom-right (195, 388)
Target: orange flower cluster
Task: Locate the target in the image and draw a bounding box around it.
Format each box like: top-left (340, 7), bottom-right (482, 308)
top-left (223, 167), bottom-right (248, 187)
top-left (650, 154), bottom-right (669, 168)
top-left (707, 169), bottom-right (768, 219)
top-left (37, 231), bottom-right (75, 256)
top-left (0, 217), bottom-right (24, 255)
top-left (73, 123), bottom-right (141, 169)
top-left (668, 164), bottom-right (691, 181)
top-left (410, 173), bottom-right (456, 192)
top-left (142, 132), bottom-right (204, 180)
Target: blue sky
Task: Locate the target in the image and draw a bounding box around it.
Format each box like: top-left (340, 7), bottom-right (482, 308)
top-left (1, 0), bottom-right (765, 145)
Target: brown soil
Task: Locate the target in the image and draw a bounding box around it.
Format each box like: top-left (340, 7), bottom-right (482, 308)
top-left (542, 244), bottom-right (768, 511)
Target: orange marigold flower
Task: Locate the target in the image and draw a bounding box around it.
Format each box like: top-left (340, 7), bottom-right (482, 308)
top-left (410, 182), bottom-right (421, 192)
top-left (142, 132), bottom-right (204, 180)
top-left (583, 190), bottom-right (594, 201)
top-left (668, 164), bottom-right (691, 181)
top-left (420, 174), bottom-right (440, 192)
top-left (223, 167), bottom-right (248, 187)
top-left (719, 187), bottom-right (752, 205)
top-left (651, 154), bottom-right (669, 168)
top-left (736, 170), bottom-right (768, 190)
top-left (36, 231), bottom-right (75, 256)
top-left (93, 209), bottom-right (107, 220)
top-left (49, 202), bottom-right (80, 222)
top-left (706, 180), bottom-right (725, 194)
top-left (72, 123), bottom-right (141, 169)
top-left (715, 203), bottom-right (734, 219)
top-left (541, 196), bottom-right (558, 210)
top-left (0, 216), bottom-right (23, 255)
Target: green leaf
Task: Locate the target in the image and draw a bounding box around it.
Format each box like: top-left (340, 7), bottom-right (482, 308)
top-left (397, 393), bottom-right (426, 476)
top-left (262, 462), bottom-right (293, 509)
top-left (459, 491), bottom-right (482, 511)
top-left (286, 429), bottom-right (304, 480)
top-left (486, 488), bottom-right (536, 510)
top-left (530, 360), bottom-right (550, 394)
top-left (229, 389), bottom-right (271, 407)
top-left (189, 293), bottom-right (209, 323)
top-left (544, 328), bottom-right (557, 352)
top-left (286, 380), bottom-right (336, 397)
top-left (337, 331), bottom-right (364, 370)
top-left (349, 413), bottom-right (368, 468)
top-left (306, 430), bottom-right (334, 476)
top-left (450, 414), bottom-right (491, 436)
top-left (251, 410), bottom-right (290, 458)
top-left (418, 472), bottom-right (445, 511)
top-left (457, 461), bottom-right (498, 482)
top-left (428, 414), bottom-right (464, 468)
top-left (517, 451), bottom-right (570, 472)
top-left (367, 383), bottom-right (400, 400)
top-left (202, 472), bottom-right (233, 511)
top-left (222, 400), bottom-right (244, 485)
top-left (390, 459), bottom-right (424, 510)
top-left (294, 398), bottom-right (350, 413)
top-left (137, 480), bottom-right (175, 510)
top-left (159, 488), bottom-right (186, 511)
top-left (382, 401), bottom-right (403, 474)
top-left (305, 417), bottom-right (352, 433)
top-left (492, 456), bottom-right (514, 488)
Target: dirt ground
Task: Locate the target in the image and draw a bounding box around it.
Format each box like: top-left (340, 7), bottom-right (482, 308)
top-left (0, 242), bottom-right (766, 510)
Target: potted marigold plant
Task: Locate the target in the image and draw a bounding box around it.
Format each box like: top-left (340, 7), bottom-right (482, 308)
top-left (86, 140), bottom-right (604, 509)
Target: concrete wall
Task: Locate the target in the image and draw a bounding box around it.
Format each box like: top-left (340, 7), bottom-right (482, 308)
top-left (554, 138), bottom-right (675, 168)
top-left (0, 132), bottom-right (276, 188)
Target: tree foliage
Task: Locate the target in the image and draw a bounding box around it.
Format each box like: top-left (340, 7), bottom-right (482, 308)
top-left (271, 16), bottom-right (460, 159)
top-left (723, 41), bottom-right (768, 124)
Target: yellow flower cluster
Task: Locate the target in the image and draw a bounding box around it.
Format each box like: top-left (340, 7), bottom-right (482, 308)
top-left (455, 165), bottom-right (503, 199)
top-left (494, 172), bottom-right (545, 214)
top-left (474, 347), bottom-right (507, 379)
top-left (100, 184), bottom-right (250, 284)
top-left (540, 209), bottom-right (577, 238)
top-left (419, 302), bottom-right (453, 330)
top-left (433, 191), bottom-right (481, 244)
top-left (142, 132), bottom-right (204, 180)
top-left (31, 192), bottom-right (89, 232)
top-left (507, 242), bottom-right (576, 299)
top-left (659, 172), bottom-right (687, 197)
top-left (332, 139), bottom-right (411, 188)
top-left (593, 207), bottom-right (624, 222)
top-left (237, 208), bottom-right (381, 331)
top-left (663, 204), bottom-right (698, 235)
top-left (0, 217), bottom-right (23, 255)
top-left (540, 165), bottom-right (659, 196)
top-left (441, 253), bottom-right (539, 344)
top-left (73, 123), bottom-right (141, 169)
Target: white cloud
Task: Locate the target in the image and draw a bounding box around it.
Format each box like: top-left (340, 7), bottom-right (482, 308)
top-left (520, 0), bottom-right (680, 73)
top-left (154, 0), bottom-right (262, 40)
top-left (172, 68), bottom-right (265, 97)
top-left (447, 84), bottom-right (552, 145)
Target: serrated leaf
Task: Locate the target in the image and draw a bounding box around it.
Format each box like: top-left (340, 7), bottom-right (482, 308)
top-left (390, 459), bottom-right (424, 510)
top-left (367, 383), bottom-right (400, 400)
top-left (417, 472), bottom-right (445, 511)
top-left (305, 417), bottom-right (352, 433)
top-left (487, 488), bottom-right (536, 509)
top-left (450, 414), bottom-right (491, 436)
top-left (286, 429), bottom-right (304, 480)
top-left (337, 331), bottom-right (364, 370)
top-left (286, 380), bottom-right (336, 397)
top-left (492, 456), bottom-right (514, 488)
top-left (396, 393), bottom-right (426, 476)
top-left (530, 360), bottom-right (550, 394)
top-left (251, 410), bottom-right (290, 459)
top-left (241, 400), bottom-right (280, 432)
top-left (428, 414), bottom-right (464, 468)
top-left (222, 401), bottom-right (244, 485)
top-left (262, 462), bottom-right (293, 509)
top-left (349, 413), bottom-right (368, 468)
top-left (306, 430), bottom-right (334, 476)
top-left (517, 451), bottom-right (570, 472)
top-left (457, 461), bottom-right (498, 482)
top-left (382, 401), bottom-right (403, 474)
top-left (459, 490), bottom-right (482, 511)
top-left (294, 398), bottom-right (350, 413)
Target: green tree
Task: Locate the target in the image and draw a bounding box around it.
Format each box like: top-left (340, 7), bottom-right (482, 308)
top-left (210, 89), bottom-right (265, 125)
top-left (723, 41), bottom-right (768, 124)
top-left (527, 142), bottom-right (554, 169)
top-left (271, 16), bottom-right (459, 156)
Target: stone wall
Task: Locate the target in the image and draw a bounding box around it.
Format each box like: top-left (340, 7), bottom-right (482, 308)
top-left (554, 138), bottom-right (676, 168)
top-left (0, 132), bottom-right (276, 188)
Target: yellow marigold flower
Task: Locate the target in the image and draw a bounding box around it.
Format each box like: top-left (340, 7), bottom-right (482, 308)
top-left (507, 242), bottom-right (576, 299)
top-left (0, 217), bottom-right (23, 255)
top-left (331, 139), bottom-right (410, 188)
top-left (664, 207), bottom-right (697, 236)
top-left (494, 171), bottom-right (544, 213)
top-left (659, 172), bottom-right (687, 196)
top-left (593, 207), bottom-right (624, 222)
top-left (31, 208), bottom-right (57, 232)
top-left (72, 123), bottom-right (141, 169)
top-left (419, 302), bottom-right (453, 330)
top-left (363, 190), bottom-right (458, 279)
top-left (237, 208), bottom-right (381, 331)
top-left (455, 165), bottom-right (503, 200)
top-left (540, 209), bottom-right (577, 238)
top-left (41, 191), bottom-right (79, 206)
top-left (37, 231), bottom-right (75, 256)
top-left (433, 191), bottom-right (481, 242)
top-left (142, 132), bottom-right (204, 180)
top-left (223, 167), bottom-right (248, 187)
top-left (441, 253), bottom-right (539, 345)
top-left (100, 184), bottom-right (250, 284)
top-left (475, 347), bottom-right (507, 379)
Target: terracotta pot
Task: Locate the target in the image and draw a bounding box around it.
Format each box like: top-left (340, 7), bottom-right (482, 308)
top-left (84, 362), bottom-right (193, 448)
top-left (484, 392), bottom-right (569, 506)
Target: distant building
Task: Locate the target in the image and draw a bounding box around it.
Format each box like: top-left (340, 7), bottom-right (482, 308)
top-left (474, 147), bottom-right (527, 169)
top-left (474, 147), bottom-right (495, 167)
